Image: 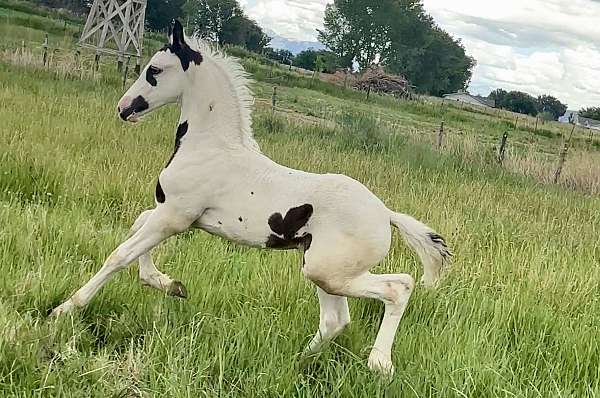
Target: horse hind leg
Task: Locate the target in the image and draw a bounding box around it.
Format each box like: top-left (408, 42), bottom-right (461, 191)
top-left (129, 209), bottom-right (187, 298)
top-left (303, 250), bottom-right (414, 376)
top-left (304, 286), bottom-right (350, 354)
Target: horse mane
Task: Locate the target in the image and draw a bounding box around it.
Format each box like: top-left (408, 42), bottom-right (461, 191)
top-left (186, 37), bottom-right (260, 152)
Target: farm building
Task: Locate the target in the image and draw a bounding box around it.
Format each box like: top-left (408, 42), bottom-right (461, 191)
top-left (443, 90), bottom-right (496, 108)
top-left (559, 111), bottom-right (600, 131)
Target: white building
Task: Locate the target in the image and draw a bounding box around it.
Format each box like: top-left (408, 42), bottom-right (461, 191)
top-left (559, 111), bottom-right (600, 131)
top-left (443, 90), bottom-right (496, 108)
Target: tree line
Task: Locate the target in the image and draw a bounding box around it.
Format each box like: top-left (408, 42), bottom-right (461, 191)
top-left (488, 89), bottom-right (568, 121)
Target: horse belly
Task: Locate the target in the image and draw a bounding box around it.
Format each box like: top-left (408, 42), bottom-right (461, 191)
top-left (194, 208), bottom-right (270, 248)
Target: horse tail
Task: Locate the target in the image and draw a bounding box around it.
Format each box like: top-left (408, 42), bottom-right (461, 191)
top-left (389, 211), bottom-right (452, 288)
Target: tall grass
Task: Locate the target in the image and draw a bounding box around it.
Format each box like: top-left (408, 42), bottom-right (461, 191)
top-left (2, 21), bottom-right (600, 396)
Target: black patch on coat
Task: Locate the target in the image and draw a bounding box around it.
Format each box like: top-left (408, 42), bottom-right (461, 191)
top-left (266, 233), bottom-right (312, 251)
top-left (145, 66), bottom-right (160, 86)
top-left (165, 121), bottom-right (188, 167)
top-left (155, 120), bottom-right (188, 203)
top-left (119, 95), bottom-right (149, 120)
top-left (265, 204), bottom-right (313, 250)
top-left (155, 179), bottom-right (166, 203)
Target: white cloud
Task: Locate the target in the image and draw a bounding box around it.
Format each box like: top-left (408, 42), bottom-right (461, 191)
top-left (241, 0), bottom-right (600, 109)
top-left (243, 0), bottom-right (328, 42)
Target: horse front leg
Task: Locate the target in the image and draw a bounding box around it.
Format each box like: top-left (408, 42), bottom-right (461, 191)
top-left (51, 207), bottom-right (193, 316)
top-left (130, 210), bottom-right (188, 298)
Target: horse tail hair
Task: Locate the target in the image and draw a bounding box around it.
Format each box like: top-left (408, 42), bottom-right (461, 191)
top-left (389, 211), bottom-right (452, 288)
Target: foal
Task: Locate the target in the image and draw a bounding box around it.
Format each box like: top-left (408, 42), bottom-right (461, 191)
top-left (52, 21), bottom-right (451, 375)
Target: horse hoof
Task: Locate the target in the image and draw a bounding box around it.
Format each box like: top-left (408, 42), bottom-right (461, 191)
top-left (168, 281), bottom-right (188, 298)
top-left (368, 351), bottom-right (395, 377)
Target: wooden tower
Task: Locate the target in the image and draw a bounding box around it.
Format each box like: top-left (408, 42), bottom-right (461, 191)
top-left (79, 0), bottom-right (147, 72)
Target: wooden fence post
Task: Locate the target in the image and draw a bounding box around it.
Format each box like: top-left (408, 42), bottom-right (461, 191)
top-left (122, 56), bottom-right (130, 90)
top-left (534, 116), bottom-right (539, 133)
top-left (366, 85), bottom-right (371, 101)
top-left (437, 121), bottom-right (444, 150)
top-left (271, 86), bottom-right (277, 111)
top-left (514, 115), bottom-right (519, 130)
top-left (94, 52), bottom-right (100, 71)
top-left (135, 57), bottom-right (141, 75)
top-left (497, 132), bottom-right (508, 164)
top-left (42, 33), bottom-right (48, 66)
top-left (553, 124), bottom-right (576, 184)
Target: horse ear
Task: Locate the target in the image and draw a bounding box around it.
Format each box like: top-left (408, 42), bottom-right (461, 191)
top-left (169, 19), bottom-right (186, 49)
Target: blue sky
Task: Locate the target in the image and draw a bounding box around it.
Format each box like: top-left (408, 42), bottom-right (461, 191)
top-left (239, 0), bottom-right (600, 109)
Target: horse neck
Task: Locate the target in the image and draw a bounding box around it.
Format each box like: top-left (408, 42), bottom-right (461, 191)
top-left (179, 58), bottom-right (254, 153)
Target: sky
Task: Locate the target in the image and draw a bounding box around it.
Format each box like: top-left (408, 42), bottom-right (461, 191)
top-left (239, 0), bottom-right (600, 110)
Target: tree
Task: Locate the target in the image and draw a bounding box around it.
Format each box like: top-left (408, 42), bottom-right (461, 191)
top-left (184, 0), bottom-right (270, 51)
top-left (318, 0), bottom-right (475, 96)
top-left (506, 91), bottom-right (539, 116)
top-left (489, 88), bottom-right (508, 109)
top-left (537, 95), bottom-right (567, 121)
top-left (264, 48), bottom-right (294, 64)
top-left (146, 0), bottom-right (186, 31)
top-left (579, 107), bottom-right (600, 121)
top-left (294, 49), bottom-right (341, 73)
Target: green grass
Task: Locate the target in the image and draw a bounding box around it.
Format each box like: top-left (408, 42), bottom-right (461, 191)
top-left (2, 57), bottom-right (600, 397)
top-left (2, 6), bottom-right (600, 396)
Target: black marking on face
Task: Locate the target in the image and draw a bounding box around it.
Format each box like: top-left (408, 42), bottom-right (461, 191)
top-left (155, 179), bottom-right (166, 203)
top-left (238, 217), bottom-right (243, 222)
top-left (165, 121), bottom-right (189, 167)
top-left (146, 65), bottom-right (161, 86)
top-left (265, 204), bottom-right (313, 250)
top-left (250, 192), bottom-right (254, 195)
top-left (119, 95), bottom-right (149, 121)
top-left (218, 221), bottom-right (222, 225)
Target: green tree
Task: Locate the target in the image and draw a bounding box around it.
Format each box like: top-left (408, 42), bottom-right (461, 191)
top-left (579, 107), bottom-right (600, 121)
top-left (146, 0), bottom-right (186, 31)
top-left (497, 91), bottom-right (539, 116)
top-left (318, 0), bottom-right (475, 96)
top-left (264, 48), bottom-right (294, 64)
top-left (489, 88), bottom-right (508, 109)
top-left (184, 0), bottom-right (269, 51)
top-left (536, 95), bottom-right (567, 121)
top-left (294, 49), bottom-right (341, 73)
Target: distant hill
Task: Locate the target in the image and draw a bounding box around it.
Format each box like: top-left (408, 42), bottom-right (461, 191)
top-left (265, 29), bottom-right (324, 54)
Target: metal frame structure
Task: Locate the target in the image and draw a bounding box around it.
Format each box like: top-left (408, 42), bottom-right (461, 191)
top-left (79, 0), bottom-right (147, 70)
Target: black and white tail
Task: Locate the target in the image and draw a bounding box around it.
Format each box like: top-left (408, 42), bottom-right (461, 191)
top-left (389, 211), bottom-right (452, 288)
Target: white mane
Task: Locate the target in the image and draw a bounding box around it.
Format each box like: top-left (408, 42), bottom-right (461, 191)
top-left (187, 38), bottom-right (260, 152)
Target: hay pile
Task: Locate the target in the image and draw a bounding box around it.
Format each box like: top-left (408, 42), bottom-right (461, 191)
top-left (354, 65), bottom-right (411, 97)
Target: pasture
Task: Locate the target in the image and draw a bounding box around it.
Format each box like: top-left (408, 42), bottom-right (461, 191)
top-left (2, 4), bottom-right (600, 397)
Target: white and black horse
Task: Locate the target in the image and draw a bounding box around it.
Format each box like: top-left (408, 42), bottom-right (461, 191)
top-left (52, 20), bottom-right (451, 375)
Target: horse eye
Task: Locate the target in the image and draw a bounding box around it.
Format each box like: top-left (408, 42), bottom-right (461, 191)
top-left (149, 66), bottom-right (162, 74)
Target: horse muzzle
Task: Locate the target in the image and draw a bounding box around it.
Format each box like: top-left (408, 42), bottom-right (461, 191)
top-left (118, 95), bottom-right (149, 122)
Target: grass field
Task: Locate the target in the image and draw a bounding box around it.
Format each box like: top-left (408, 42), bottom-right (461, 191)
top-left (2, 4), bottom-right (600, 397)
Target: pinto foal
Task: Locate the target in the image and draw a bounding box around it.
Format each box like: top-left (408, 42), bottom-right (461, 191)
top-left (52, 21), bottom-right (451, 375)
